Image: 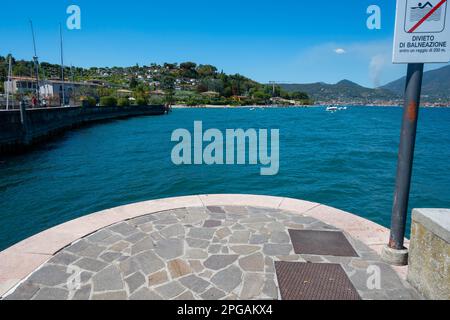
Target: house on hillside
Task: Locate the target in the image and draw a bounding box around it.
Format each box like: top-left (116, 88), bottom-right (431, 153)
top-left (4, 77), bottom-right (101, 106)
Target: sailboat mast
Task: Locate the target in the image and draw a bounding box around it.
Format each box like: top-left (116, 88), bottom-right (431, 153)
top-left (29, 20), bottom-right (40, 106)
top-left (6, 56), bottom-right (12, 110)
top-left (60, 23), bottom-right (65, 107)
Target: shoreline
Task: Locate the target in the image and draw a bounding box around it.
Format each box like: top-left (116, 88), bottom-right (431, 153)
top-left (172, 104), bottom-right (450, 109)
top-left (0, 105), bottom-right (167, 155)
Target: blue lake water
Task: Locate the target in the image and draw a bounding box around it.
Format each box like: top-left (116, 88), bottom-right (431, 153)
top-left (0, 106), bottom-right (449, 251)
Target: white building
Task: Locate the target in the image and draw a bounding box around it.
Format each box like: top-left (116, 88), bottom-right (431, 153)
top-left (3, 77), bottom-right (38, 95)
top-left (4, 77), bottom-right (100, 105)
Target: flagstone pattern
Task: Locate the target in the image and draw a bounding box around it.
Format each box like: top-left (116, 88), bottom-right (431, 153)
top-left (2, 206), bottom-right (421, 300)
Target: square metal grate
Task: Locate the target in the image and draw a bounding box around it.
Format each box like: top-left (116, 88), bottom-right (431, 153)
top-left (288, 230), bottom-right (359, 257)
top-left (275, 262), bottom-right (361, 300)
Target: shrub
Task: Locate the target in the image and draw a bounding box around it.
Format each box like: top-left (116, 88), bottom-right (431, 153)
top-left (81, 96), bottom-right (97, 107)
top-left (186, 95), bottom-right (208, 106)
top-left (100, 96), bottom-right (117, 107)
top-left (148, 96), bottom-right (165, 105)
top-left (118, 98), bottom-right (131, 107)
top-left (136, 98), bottom-right (148, 106)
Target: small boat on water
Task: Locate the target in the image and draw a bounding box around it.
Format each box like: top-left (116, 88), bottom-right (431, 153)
top-left (326, 106), bottom-right (338, 112)
top-left (326, 106), bottom-right (348, 112)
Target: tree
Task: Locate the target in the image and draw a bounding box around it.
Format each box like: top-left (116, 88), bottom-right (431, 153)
top-left (0, 56), bottom-right (7, 93)
top-left (130, 77), bottom-right (138, 89)
top-left (180, 62), bottom-right (197, 70)
top-left (163, 63), bottom-right (178, 70)
top-left (197, 64), bottom-right (217, 77)
top-left (133, 83), bottom-right (147, 101)
top-left (161, 75), bottom-right (175, 90)
top-left (118, 97), bottom-right (131, 107)
top-left (253, 90), bottom-right (271, 104)
top-left (290, 91), bottom-right (310, 100)
top-left (165, 89), bottom-right (175, 105)
top-left (100, 96), bottom-right (117, 107)
top-left (180, 62), bottom-right (198, 79)
top-left (223, 86), bottom-right (233, 98)
top-left (196, 81), bottom-right (208, 93)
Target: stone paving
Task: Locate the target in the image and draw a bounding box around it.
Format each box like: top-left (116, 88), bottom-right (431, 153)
top-left (3, 206), bottom-right (422, 300)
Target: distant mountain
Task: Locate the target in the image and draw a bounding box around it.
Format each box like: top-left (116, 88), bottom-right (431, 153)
top-left (381, 65), bottom-right (450, 101)
top-left (279, 80), bottom-right (399, 103)
top-left (279, 65), bottom-right (450, 104)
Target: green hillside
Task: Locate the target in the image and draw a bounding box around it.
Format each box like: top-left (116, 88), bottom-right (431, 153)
top-left (381, 65), bottom-right (450, 101)
top-left (279, 80), bottom-right (399, 104)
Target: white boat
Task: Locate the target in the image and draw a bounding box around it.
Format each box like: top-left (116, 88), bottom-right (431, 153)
top-left (326, 106), bottom-right (338, 112)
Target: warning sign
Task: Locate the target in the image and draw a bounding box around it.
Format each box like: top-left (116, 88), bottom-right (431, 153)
top-left (393, 0), bottom-right (450, 63)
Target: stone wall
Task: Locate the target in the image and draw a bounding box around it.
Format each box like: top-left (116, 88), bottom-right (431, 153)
top-left (408, 209), bottom-right (450, 300)
top-left (0, 105), bottom-right (166, 154)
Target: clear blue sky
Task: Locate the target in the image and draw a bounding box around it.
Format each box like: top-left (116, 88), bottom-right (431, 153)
top-left (0, 0), bottom-right (447, 87)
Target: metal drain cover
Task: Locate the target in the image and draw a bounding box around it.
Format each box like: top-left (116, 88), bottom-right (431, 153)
top-left (275, 262), bottom-right (361, 300)
top-left (288, 230), bottom-right (359, 257)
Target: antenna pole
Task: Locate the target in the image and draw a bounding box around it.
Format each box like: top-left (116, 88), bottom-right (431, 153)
top-left (60, 23), bottom-right (65, 107)
top-left (6, 55), bottom-right (12, 110)
top-left (30, 20), bottom-right (40, 107)
top-left (71, 64), bottom-right (74, 82)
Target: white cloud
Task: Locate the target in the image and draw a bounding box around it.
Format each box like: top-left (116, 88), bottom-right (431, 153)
top-left (334, 48), bottom-right (346, 54)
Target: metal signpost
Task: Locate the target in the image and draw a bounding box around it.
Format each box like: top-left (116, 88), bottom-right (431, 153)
top-left (383, 0), bottom-right (450, 265)
top-left (60, 23), bottom-right (66, 107)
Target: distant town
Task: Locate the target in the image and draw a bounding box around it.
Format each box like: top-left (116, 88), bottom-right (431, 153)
top-left (0, 55), bottom-right (311, 109)
top-left (1, 55), bottom-right (449, 109)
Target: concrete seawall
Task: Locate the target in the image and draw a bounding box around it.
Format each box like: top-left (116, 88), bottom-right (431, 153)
top-left (0, 105), bottom-right (166, 154)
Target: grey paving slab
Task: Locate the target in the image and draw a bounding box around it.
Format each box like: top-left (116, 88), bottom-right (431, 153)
top-left (188, 228), bottom-right (216, 240)
top-left (110, 222), bottom-right (137, 237)
top-left (28, 265), bottom-right (71, 287)
top-left (154, 239), bottom-right (184, 260)
top-left (211, 265), bottom-right (242, 292)
top-left (48, 252), bottom-right (80, 266)
top-left (3, 282), bottom-right (39, 300)
top-left (200, 287), bottom-right (226, 300)
top-left (74, 257), bottom-right (107, 272)
top-left (204, 255), bottom-right (238, 270)
top-left (130, 288), bottom-right (163, 300)
top-left (134, 251), bottom-right (165, 275)
top-left (263, 244), bottom-right (293, 256)
top-left (155, 281), bottom-right (185, 299)
top-left (92, 291), bottom-right (128, 300)
top-left (72, 285), bottom-right (92, 300)
top-left (34, 287), bottom-right (69, 300)
top-left (239, 253), bottom-right (265, 272)
top-left (125, 272), bottom-right (146, 294)
top-left (92, 265), bottom-right (124, 292)
top-left (179, 275), bottom-right (210, 293)
top-left (100, 251), bottom-right (123, 263)
top-left (131, 237), bottom-right (156, 255)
